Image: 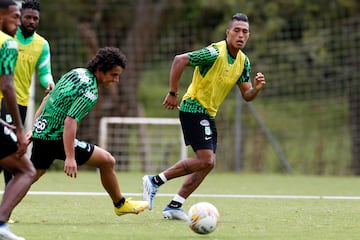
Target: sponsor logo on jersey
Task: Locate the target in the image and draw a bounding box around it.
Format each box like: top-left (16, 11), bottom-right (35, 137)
top-left (206, 46), bottom-right (218, 56)
top-left (34, 118), bottom-right (47, 133)
top-left (7, 40), bottom-right (18, 49)
top-left (84, 91), bottom-right (97, 101)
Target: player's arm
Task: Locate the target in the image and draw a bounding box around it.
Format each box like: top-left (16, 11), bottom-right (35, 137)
top-left (237, 57), bottom-right (266, 101)
top-left (36, 40), bottom-right (54, 92)
top-left (63, 116), bottom-right (78, 178)
top-left (33, 93), bottom-right (49, 122)
top-left (63, 86), bottom-right (96, 178)
top-left (162, 53), bottom-right (190, 110)
top-left (163, 45), bottom-right (218, 110)
top-left (239, 73), bottom-right (265, 101)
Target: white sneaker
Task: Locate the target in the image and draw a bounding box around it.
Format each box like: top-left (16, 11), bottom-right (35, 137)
top-left (142, 175), bottom-right (158, 210)
top-left (162, 206), bottom-right (189, 221)
top-left (0, 224), bottom-right (25, 240)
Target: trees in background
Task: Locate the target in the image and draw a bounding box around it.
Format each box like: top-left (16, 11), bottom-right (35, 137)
top-left (37, 0), bottom-right (359, 174)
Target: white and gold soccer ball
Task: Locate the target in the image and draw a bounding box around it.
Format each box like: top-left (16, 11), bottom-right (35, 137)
top-left (188, 202), bottom-right (220, 234)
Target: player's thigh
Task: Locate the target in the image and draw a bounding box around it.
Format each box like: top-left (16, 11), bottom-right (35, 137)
top-left (85, 145), bottom-right (115, 168)
top-left (0, 153), bottom-right (34, 174)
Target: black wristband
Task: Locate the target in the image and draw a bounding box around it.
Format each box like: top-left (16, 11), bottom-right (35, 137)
top-left (169, 91), bottom-right (178, 97)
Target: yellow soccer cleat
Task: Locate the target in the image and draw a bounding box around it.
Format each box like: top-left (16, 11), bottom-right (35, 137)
top-left (114, 198), bottom-right (149, 216)
top-left (7, 218), bottom-right (15, 224)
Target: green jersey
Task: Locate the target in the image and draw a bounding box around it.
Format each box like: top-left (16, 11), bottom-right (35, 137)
top-left (0, 31), bottom-right (18, 77)
top-left (32, 68), bottom-right (98, 140)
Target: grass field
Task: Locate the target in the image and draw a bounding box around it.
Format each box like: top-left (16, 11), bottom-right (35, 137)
top-left (3, 171), bottom-right (360, 240)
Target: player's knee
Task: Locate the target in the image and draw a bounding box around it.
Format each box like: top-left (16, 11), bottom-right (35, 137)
top-left (197, 153), bottom-right (215, 170)
top-left (13, 158), bottom-right (36, 181)
top-left (203, 157), bottom-right (215, 170)
top-left (102, 152), bottom-right (116, 168)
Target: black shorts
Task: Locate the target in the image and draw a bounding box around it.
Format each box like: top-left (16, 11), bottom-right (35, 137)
top-left (1, 100), bottom-right (27, 124)
top-left (179, 111), bottom-right (217, 153)
top-left (30, 138), bottom-right (95, 169)
top-left (0, 123), bottom-right (18, 159)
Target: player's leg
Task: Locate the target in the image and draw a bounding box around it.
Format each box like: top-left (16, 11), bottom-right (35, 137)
top-left (173, 150), bottom-right (215, 199)
top-left (0, 153), bottom-right (35, 222)
top-left (143, 111), bottom-right (212, 211)
top-left (84, 145), bottom-right (148, 216)
top-left (163, 112), bottom-right (217, 220)
top-left (1, 104), bottom-right (28, 188)
top-left (161, 150), bottom-right (215, 220)
top-left (0, 101), bottom-right (14, 188)
top-left (85, 146), bottom-right (122, 201)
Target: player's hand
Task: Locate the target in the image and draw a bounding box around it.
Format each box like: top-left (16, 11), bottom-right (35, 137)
top-left (15, 127), bottom-right (27, 158)
top-left (254, 72), bottom-right (266, 90)
top-left (64, 158), bottom-right (77, 178)
top-left (0, 119), bottom-right (15, 130)
top-left (162, 93), bottom-right (178, 110)
top-left (45, 83), bottom-right (54, 94)
top-left (25, 130), bottom-right (33, 145)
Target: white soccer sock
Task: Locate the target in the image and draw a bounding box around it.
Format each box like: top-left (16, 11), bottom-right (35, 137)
top-left (159, 172), bottom-right (167, 183)
top-left (173, 194), bottom-right (185, 204)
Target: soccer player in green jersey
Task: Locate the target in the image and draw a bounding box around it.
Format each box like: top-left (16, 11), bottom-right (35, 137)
top-left (0, 1), bottom-right (36, 239)
top-left (143, 13), bottom-right (266, 220)
top-left (29, 47), bottom-right (148, 217)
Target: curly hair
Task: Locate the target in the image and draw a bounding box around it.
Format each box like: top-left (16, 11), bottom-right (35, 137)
top-left (86, 47), bottom-right (127, 74)
top-left (22, 0), bottom-right (40, 12)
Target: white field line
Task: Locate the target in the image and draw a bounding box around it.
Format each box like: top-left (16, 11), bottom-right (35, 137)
top-left (1, 191), bottom-right (360, 200)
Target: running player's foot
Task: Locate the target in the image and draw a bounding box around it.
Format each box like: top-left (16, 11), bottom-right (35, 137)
top-left (162, 205), bottom-right (189, 221)
top-left (114, 198), bottom-right (149, 216)
top-left (142, 175), bottom-right (159, 210)
top-left (6, 218), bottom-right (15, 224)
top-left (0, 224), bottom-right (25, 240)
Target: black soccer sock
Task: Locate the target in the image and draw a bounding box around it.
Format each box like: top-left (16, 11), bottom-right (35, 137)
top-left (168, 200), bottom-right (182, 209)
top-left (114, 197), bottom-right (126, 208)
top-left (152, 175), bottom-right (164, 186)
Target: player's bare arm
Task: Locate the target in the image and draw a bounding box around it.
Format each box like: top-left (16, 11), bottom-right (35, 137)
top-left (63, 116), bottom-right (78, 178)
top-left (239, 72), bottom-right (266, 101)
top-left (163, 53), bottom-right (190, 110)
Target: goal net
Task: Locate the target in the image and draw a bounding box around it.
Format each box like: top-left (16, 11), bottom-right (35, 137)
top-left (99, 117), bottom-right (187, 172)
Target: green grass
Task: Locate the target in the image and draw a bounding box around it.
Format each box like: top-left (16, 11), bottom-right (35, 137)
top-left (5, 171), bottom-right (360, 240)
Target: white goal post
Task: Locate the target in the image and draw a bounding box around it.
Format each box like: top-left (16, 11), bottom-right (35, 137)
top-left (99, 117), bottom-right (187, 172)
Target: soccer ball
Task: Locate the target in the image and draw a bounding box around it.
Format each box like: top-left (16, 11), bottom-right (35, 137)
top-left (188, 202), bottom-right (220, 234)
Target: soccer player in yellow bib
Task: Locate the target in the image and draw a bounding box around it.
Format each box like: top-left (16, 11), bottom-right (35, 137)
top-left (0, 0), bottom-right (54, 192)
top-left (143, 13), bottom-right (266, 220)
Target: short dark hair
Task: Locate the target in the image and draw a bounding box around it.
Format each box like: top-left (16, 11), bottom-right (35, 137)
top-left (0, 0), bottom-right (17, 10)
top-left (228, 13), bottom-right (249, 28)
top-left (22, 0), bottom-right (40, 12)
top-left (86, 47), bottom-right (127, 74)
top-left (232, 13), bottom-right (248, 22)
